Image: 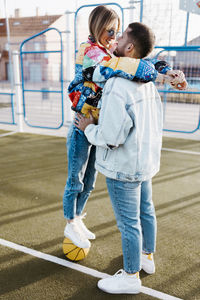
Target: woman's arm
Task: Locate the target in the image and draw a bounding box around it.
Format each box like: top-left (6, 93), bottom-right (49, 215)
top-left (83, 56), bottom-right (158, 83)
top-left (83, 56), bottom-right (187, 90)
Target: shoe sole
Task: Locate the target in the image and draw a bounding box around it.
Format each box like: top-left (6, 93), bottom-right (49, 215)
top-left (98, 282), bottom-right (141, 294)
top-left (64, 231), bottom-right (91, 248)
top-left (98, 286), bottom-right (141, 294)
top-left (87, 235), bottom-right (96, 240)
top-left (142, 266), bottom-right (155, 274)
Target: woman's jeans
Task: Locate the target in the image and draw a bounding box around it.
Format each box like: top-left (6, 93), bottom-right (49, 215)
top-left (106, 178), bottom-right (157, 274)
top-left (63, 124), bottom-right (97, 219)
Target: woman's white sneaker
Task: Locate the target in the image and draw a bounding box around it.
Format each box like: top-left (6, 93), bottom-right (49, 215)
top-left (142, 253), bottom-right (155, 274)
top-left (76, 214), bottom-right (96, 240)
top-left (64, 221), bottom-right (91, 248)
top-left (97, 269), bottom-right (141, 294)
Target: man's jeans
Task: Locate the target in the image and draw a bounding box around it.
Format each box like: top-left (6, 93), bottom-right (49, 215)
top-left (63, 124), bottom-right (97, 219)
top-left (106, 178), bottom-right (157, 274)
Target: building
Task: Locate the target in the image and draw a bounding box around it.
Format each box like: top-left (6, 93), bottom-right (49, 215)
top-left (174, 36), bottom-right (200, 78)
top-left (0, 9), bottom-right (62, 81)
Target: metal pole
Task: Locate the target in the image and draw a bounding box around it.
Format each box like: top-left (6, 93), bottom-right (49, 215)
top-left (66, 10), bottom-right (72, 84)
top-left (140, 0), bottom-right (143, 22)
top-left (65, 10), bottom-right (73, 124)
top-left (13, 51), bottom-right (23, 132)
top-left (129, 0), bottom-right (134, 23)
top-left (3, 0), bottom-right (14, 93)
top-left (184, 12), bottom-right (190, 46)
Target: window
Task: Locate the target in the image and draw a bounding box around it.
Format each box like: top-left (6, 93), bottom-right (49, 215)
top-left (13, 21), bottom-right (20, 26)
top-left (34, 43), bottom-right (40, 51)
top-left (42, 20), bottom-right (49, 24)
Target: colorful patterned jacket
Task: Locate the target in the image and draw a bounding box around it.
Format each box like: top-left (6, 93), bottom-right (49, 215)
top-left (68, 37), bottom-right (170, 119)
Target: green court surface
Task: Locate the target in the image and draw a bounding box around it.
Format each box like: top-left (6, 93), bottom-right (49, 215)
top-left (0, 131), bottom-right (199, 300)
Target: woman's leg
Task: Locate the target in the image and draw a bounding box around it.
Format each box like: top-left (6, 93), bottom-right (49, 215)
top-left (63, 125), bottom-right (92, 220)
top-left (76, 145), bottom-right (97, 216)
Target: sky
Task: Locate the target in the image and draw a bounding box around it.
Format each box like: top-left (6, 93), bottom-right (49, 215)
top-left (1, 0), bottom-right (200, 45)
top-left (1, 0), bottom-right (119, 16)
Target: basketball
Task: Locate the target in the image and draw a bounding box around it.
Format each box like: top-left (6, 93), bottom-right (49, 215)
top-left (63, 237), bottom-right (90, 261)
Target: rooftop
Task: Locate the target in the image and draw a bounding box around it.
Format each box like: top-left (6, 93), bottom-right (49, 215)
top-left (0, 14), bottom-right (62, 37)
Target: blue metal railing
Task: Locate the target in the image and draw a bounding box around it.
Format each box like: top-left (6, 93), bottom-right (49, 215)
top-left (20, 27), bottom-right (64, 129)
top-left (154, 45), bottom-right (200, 134)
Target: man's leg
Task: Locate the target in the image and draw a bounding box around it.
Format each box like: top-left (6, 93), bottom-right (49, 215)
top-left (140, 179), bottom-right (157, 253)
top-left (106, 178), bottom-right (142, 273)
top-left (97, 178), bottom-right (142, 294)
top-left (140, 179), bottom-right (156, 274)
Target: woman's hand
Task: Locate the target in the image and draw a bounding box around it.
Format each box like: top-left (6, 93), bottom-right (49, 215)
top-left (166, 70), bottom-right (188, 90)
top-left (156, 71), bottom-right (188, 90)
top-left (74, 112), bottom-right (96, 131)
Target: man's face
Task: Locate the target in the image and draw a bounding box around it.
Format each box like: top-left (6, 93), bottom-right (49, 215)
top-left (113, 27), bottom-right (132, 57)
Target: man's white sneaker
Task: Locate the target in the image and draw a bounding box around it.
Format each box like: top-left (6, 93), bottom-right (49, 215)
top-left (142, 253), bottom-right (155, 274)
top-left (64, 221), bottom-right (91, 248)
top-left (97, 269), bottom-right (141, 294)
top-left (76, 215), bottom-right (96, 240)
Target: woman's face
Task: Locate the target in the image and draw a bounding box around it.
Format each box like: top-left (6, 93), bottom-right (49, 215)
top-left (99, 19), bottom-right (118, 49)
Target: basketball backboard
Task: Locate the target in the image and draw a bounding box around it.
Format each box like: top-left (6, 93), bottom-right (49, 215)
top-left (180, 0), bottom-right (200, 15)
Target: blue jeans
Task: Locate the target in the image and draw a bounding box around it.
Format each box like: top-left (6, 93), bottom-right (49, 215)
top-left (63, 124), bottom-right (97, 219)
top-left (106, 178), bottom-right (156, 274)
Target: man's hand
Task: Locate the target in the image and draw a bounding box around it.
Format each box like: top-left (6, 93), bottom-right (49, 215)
top-left (74, 112), bottom-right (96, 131)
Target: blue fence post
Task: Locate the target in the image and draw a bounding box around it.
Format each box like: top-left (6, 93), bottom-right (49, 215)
top-left (140, 0), bottom-right (143, 22)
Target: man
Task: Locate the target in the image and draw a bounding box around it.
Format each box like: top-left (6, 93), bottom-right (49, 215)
top-left (75, 23), bottom-right (184, 294)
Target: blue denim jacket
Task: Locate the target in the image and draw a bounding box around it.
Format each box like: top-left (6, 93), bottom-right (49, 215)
top-left (85, 77), bottom-right (163, 182)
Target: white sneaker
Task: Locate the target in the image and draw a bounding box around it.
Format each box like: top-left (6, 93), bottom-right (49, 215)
top-left (64, 221), bottom-right (91, 248)
top-left (97, 269), bottom-right (141, 294)
top-left (76, 215), bottom-right (96, 240)
top-left (142, 253), bottom-right (155, 274)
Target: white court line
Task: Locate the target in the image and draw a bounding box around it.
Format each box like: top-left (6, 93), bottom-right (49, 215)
top-left (0, 238), bottom-right (183, 300)
top-left (0, 131), bottom-right (17, 137)
top-left (162, 147), bottom-right (200, 156)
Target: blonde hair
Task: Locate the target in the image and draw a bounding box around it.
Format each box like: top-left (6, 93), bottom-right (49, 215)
top-left (88, 5), bottom-right (120, 43)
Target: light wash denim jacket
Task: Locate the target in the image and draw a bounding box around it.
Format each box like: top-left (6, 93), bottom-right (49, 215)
top-left (84, 77), bottom-right (163, 182)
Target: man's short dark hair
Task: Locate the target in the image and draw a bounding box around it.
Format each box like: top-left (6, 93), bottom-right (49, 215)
top-left (127, 22), bottom-right (155, 58)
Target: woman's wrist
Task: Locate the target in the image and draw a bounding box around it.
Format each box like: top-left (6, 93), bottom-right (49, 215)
top-left (155, 73), bottom-right (165, 84)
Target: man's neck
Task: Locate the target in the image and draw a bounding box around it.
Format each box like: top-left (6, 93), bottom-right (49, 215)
top-left (125, 49), bottom-right (139, 59)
